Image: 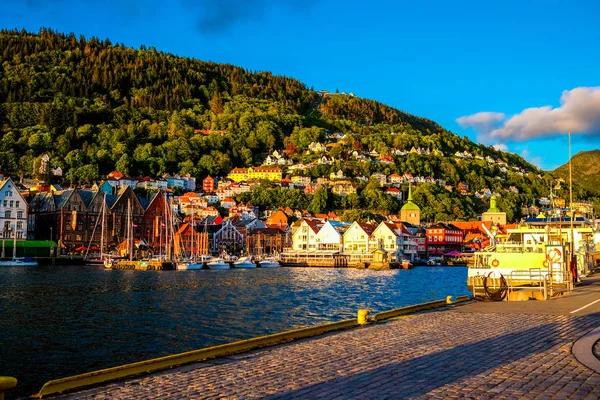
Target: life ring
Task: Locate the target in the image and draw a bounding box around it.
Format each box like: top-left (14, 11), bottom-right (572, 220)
top-left (542, 260), bottom-right (549, 268)
top-left (546, 248), bottom-right (562, 263)
top-left (491, 259), bottom-right (500, 267)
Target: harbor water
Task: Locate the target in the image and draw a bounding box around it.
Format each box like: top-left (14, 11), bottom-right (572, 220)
top-left (0, 265), bottom-right (469, 398)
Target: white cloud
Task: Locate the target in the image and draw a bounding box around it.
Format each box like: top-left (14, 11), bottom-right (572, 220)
top-left (456, 87), bottom-right (600, 144)
top-left (456, 112), bottom-right (506, 134)
top-left (495, 87), bottom-right (600, 141)
top-left (492, 143), bottom-right (508, 152)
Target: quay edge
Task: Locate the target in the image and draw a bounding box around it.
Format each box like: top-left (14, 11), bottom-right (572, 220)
top-left (33, 296), bottom-right (471, 398)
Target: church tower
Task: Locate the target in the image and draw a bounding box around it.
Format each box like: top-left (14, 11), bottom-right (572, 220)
top-left (481, 195), bottom-right (507, 225)
top-left (400, 184), bottom-right (421, 225)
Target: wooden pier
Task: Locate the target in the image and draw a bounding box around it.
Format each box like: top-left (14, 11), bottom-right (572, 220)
top-left (111, 260), bottom-right (175, 270)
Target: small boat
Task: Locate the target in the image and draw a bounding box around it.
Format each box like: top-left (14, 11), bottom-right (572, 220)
top-left (259, 257), bottom-right (280, 268)
top-left (234, 256), bottom-right (256, 269)
top-left (176, 259), bottom-right (203, 270)
top-left (401, 259), bottom-right (414, 269)
top-left (0, 257), bottom-right (38, 267)
top-left (207, 257), bottom-right (230, 270)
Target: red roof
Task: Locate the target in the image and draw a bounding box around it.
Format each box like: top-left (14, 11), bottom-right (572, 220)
top-left (305, 219), bottom-right (321, 234)
top-left (108, 171), bottom-right (124, 179)
top-left (357, 222), bottom-right (377, 236)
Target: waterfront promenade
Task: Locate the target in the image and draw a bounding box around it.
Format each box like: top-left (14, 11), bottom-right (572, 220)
top-left (56, 276), bottom-right (600, 399)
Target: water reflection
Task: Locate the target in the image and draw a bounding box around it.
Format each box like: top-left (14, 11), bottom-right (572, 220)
top-left (0, 265), bottom-right (469, 398)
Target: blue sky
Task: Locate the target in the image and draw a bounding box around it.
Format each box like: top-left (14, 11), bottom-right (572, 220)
top-left (1, 0), bottom-right (599, 170)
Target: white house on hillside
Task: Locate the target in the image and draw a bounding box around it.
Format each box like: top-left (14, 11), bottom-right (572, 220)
top-left (0, 177), bottom-right (29, 240)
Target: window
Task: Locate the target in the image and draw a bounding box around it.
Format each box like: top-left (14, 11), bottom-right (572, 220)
top-left (9, 201), bottom-right (13, 207)
top-left (4, 211), bottom-right (10, 218)
top-left (17, 211), bottom-right (22, 219)
top-left (16, 221), bottom-right (22, 229)
top-left (15, 201), bottom-right (19, 208)
top-left (16, 231), bottom-right (23, 239)
top-left (2, 200), bottom-right (6, 207)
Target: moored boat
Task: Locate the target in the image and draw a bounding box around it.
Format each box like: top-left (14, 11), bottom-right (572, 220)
top-left (259, 257), bottom-right (280, 268)
top-left (208, 257), bottom-right (230, 270)
top-left (176, 258), bottom-right (203, 270)
top-left (0, 257), bottom-right (38, 267)
top-left (234, 256), bottom-right (256, 269)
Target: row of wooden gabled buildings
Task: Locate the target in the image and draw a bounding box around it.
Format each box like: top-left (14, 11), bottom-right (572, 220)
top-left (26, 184), bottom-right (292, 257)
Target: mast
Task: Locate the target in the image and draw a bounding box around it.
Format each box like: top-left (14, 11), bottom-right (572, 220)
top-left (569, 131), bottom-right (575, 282)
top-left (191, 200), bottom-right (195, 261)
top-left (12, 213), bottom-right (17, 260)
top-left (100, 193), bottom-right (106, 258)
top-left (127, 198), bottom-right (132, 261)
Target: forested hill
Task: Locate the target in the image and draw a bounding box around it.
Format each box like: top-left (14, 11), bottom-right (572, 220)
top-left (553, 150), bottom-right (600, 195)
top-left (0, 28), bottom-right (587, 221)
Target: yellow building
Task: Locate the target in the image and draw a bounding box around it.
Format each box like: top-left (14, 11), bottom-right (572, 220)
top-left (228, 167), bottom-right (282, 182)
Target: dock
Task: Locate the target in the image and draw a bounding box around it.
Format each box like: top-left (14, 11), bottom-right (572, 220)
top-left (111, 260), bottom-right (175, 270)
top-left (28, 275), bottom-right (600, 399)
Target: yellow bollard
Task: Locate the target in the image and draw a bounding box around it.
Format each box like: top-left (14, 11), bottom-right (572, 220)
top-left (357, 309), bottom-right (370, 325)
top-left (446, 296), bottom-right (454, 304)
top-left (0, 376), bottom-right (17, 400)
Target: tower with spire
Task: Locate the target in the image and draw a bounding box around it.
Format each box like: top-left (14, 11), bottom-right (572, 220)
top-left (482, 195), bottom-right (506, 225)
top-left (400, 184), bottom-right (421, 225)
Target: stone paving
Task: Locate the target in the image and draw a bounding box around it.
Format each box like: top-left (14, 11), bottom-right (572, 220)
top-left (60, 307), bottom-right (600, 399)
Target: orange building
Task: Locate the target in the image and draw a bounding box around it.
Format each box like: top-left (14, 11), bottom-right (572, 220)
top-left (203, 176), bottom-right (215, 193)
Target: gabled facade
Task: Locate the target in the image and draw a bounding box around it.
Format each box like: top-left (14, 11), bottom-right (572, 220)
top-left (213, 218), bottom-right (244, 254)
top-left (315, 220), bottom-right (348, 251)
top-left (291, 219), bottom-right (321, 251)
top-left (0, 177), bottom-right (29, 240)
top-left (246, 227), bottom-right (289, 256)
top-left (140, 191), bottom-right (170, 251)
top-left (372, 221), bottom-right (402, 261)
top-left (342, 222), bottom-right (377, 255)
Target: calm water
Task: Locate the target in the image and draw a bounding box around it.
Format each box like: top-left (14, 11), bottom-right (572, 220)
top-left (0, 265), bottom-right (469, 398)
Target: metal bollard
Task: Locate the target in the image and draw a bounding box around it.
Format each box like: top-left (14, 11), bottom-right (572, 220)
top-left (0, 377), bottom-right (17, 400)
top-left (446, 295), bottom-right (453, 304)
top-left (357, 309), bottom-right (370, 325)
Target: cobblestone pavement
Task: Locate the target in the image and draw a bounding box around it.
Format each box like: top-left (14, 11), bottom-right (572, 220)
top-left (60, 307), bottom-right (600, 399)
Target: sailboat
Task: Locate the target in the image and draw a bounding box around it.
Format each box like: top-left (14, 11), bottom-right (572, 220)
top-left (177, 202), bottom-right (204, 270)
top-left (0, 215), bottom-right (37, 267)
top-left (86, 193), bottom-right (111, 266)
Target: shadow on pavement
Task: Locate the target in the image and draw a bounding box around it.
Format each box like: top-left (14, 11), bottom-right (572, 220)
top-left (264, 312), bottom-right (600, 399)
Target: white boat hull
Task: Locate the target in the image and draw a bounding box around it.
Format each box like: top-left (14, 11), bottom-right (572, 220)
top-left (208, 262), bottom-right (230, 270)
top-left (0, 259), bottom-right (38, 267)
top-left (177, 262), bottom-right (204, 270)
top-left (260, 261), bottom-right (280, 268)
top-left (234, 262), bottom-right (256, 269)
top-left (208, 258), bottom-right (230, 269)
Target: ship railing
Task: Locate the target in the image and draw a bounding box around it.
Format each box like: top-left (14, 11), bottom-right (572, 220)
top-left (507, 268), bottom-right (549, 299)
